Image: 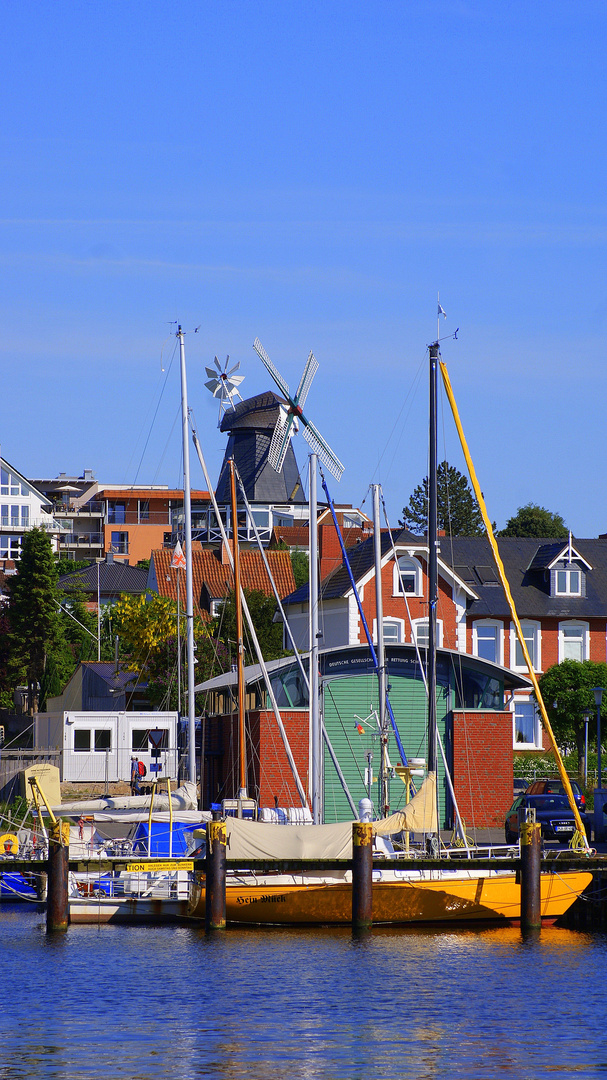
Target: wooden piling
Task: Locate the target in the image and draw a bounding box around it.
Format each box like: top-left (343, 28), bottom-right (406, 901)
top-left (520, 820), bottom-right (542, 931)
top-left (205, 819), bottom-right (227, 931)
top-left (352, 821), bottom-right (373, 930)
top-left (46, 821), bottom-right (70, 933)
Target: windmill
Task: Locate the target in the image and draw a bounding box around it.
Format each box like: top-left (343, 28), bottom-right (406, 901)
top-left (252, 338), bottom-right (344, 480)
top-left (205, 355), bottom-right (245, 425)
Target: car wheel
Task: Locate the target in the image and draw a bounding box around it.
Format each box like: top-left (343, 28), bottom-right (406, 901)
top-left (505, 829), bottom-right (516, 845)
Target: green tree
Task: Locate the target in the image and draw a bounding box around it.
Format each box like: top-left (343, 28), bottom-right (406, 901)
top-left (54, 557), bottom-right (92, 577)
top-left (111, 591), bottom-right (221, 708)
top-left (214, 589), bottom-right (285, 664)
top-left (499, 503), bottom-right (567, 538)
top-left (290, 550), bottom-right (309, 589)
top-left (400, 461), bottom-right (484, 536)
top-left (146, 634), bottom-right (229, 711)
top-left (8, 529), bottom-right (70, 711)
top-left (535, 659), bottom-right (607, 782)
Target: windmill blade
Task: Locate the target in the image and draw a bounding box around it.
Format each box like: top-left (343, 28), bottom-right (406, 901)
top-left (293, 350), bottom-right (318, 410)
top-left (253, 338), bottom-right (291, 400)
top-left (302, 417), bottom-right (344, 481)
top-left (268, 408), bottom-right (297, 473)
top-left (214, 356), bottom-right (223, 372)
top-left (205, 366), bottom-right (218, 380)
top-left (226, 360), bottom-right (240, 377)
top-left (205, 378), bottom-right (223, 397)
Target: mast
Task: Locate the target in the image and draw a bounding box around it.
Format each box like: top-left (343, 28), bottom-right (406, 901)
top-left (309, 453), bottom-right (321, 823)
top-left (178, 326), bottom-right (197, 786)
top-left (372, 484), bottom-right (389, 817)
top-left (427, 341), bottom-right (439, 777)
top-left (229, 458), bottom-right (248, 800)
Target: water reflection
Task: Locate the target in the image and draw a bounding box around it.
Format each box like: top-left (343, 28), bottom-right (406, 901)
top-left (1, 911), bottom-right (607, 1079)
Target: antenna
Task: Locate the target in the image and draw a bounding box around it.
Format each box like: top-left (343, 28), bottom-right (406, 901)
top-left (204, 355), bottom-right (245, 426)
top-left (252, 338), bottom-right (344, 480)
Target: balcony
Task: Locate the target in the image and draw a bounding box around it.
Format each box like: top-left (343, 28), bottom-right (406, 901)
top-left (53, 501), bottom-right (104, 517)
top-left (0, 517), bottom-right (71, 533)
top-left (62, 533), bottom-right (103, 548)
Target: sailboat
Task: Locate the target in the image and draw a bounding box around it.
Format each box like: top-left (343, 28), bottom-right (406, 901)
top-left (185, 330), bottom-right (593, 927)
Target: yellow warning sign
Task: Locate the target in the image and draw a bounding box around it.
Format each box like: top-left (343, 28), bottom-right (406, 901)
top-left (126, 861), bottom-right (194, 872)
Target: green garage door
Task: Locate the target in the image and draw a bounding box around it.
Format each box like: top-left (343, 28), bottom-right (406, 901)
top-left (322, 673), bottom-right (449, 825)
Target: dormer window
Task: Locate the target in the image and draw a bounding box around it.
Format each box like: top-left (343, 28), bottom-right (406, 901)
top-left (555, 568), bottom-right (582, 596)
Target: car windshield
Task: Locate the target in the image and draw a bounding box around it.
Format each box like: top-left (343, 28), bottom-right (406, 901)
top-left (527, 795), bottom-right (572, 811)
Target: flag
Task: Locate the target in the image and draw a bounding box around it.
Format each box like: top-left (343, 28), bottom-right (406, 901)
top-left (171, 541), bottom-right (186, 570)
top-left (355, 723), bottom-right (365, 735)
top-left (438, 302), bottom-right (447, 318)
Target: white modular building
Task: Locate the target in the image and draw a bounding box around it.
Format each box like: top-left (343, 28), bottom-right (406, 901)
top-left (35, 711), bottom-right (179, 783)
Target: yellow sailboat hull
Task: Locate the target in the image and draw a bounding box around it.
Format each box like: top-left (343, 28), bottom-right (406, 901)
top-left (189, 869), bottom-right (592, 926)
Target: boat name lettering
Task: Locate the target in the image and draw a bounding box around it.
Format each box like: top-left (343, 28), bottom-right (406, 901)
top-left (236, 893), bottom-right (287, 905)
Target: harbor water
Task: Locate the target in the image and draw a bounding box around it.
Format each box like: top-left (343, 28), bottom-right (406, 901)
top-left (2, 907), bottom-right (607, 1079)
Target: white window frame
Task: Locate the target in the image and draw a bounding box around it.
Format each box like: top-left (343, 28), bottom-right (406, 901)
top-left (558, 620), bottom-right (589, 663)
top-left (472, 619), bottom-right (503, 666)
top-left (373, 617), bottom-right (405, 644)
top-left (510, 620), bottom-right (541, 672)
top-left (393, 555), bottom-right (423, 597)
top-left (512, 695), bottom-right (542, 749)
top-left (554, 568), bottom-right (583, 596)
top-left (411, 618), bottom-right (443, 648)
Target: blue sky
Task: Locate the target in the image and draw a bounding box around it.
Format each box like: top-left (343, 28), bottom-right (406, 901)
top-left (1, 1), bottom-right (606, 533)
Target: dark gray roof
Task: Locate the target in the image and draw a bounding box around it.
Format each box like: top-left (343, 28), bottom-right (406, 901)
top-left (58, 562), bottom-right (148, 596)
top-left (284, 533), bottom-right (607, 620)
top-left (526, 542), bottom-right (569, 571)
top-left (445, 537), bottom-right (607, 619)
top-left (81, 662), bottom-right (141, 689)
top-left (215, 391), bottom-right (306, 505)
top-left (284, 528), bottom-right (422, 604)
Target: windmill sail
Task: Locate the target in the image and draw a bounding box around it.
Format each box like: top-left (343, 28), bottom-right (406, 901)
top-left (253, 338), bottom-right (344, 481)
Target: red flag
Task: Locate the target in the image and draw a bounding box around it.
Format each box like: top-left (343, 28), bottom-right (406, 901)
top-left (171, 541), bottom-right (186, 570)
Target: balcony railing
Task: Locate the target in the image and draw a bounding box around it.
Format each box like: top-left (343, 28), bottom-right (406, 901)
top-left (62, 533), bottom-right (103, 547)
top-left (0, 517), bottom-right (71, 533)
top-left (53, 501), bottom-right (104, 516)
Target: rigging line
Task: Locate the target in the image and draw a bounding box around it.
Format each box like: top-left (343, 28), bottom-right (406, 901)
top-left (233, 463), bottom-right (309, 692)
top-left (190, 423), bottom-right (308, 809)
top-left (130, 338), bottom-right (178, 487)
top-left (381, 491), bottom-right (470, 852)
top-left (319, 466), bottom-right (408, 766)
top-left (366, 348), bottom-right (428, 494)
top-left (324, 681), bottom-right (373, 805)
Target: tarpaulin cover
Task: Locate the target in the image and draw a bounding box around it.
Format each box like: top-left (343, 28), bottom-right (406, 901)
top-left (372, 773), bottom-right (438, 836)
top-left (225, 817), bottom-right (355, 860)
top-left (132, 820), bottom-right (200, 857)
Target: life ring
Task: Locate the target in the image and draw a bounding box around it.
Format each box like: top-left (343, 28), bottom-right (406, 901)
top-left (0, 833), bottom-right (19, 855)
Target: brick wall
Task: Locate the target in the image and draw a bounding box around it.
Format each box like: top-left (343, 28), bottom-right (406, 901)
top-left (451, 709), bottom-right (513, 828)
top-left (206, 708), bottom-right (310, 809)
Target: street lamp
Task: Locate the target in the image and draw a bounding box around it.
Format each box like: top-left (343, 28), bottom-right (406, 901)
top-left (583, 710), bottom-right (592, 788)
top-left (593, 686), bottom-right (604, 789)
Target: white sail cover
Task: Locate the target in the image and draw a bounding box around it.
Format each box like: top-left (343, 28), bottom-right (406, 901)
top-left (225, 817), bottom-right (355, 861)
top-left (50, 781), bottom-right (198, 815)
top-left (372, 773), bottom-right (438, 836)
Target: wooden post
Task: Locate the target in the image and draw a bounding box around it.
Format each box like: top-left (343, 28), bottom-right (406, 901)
top-left (352, 821), bottom-right (373, 930)
top-left (520, 819), bottom-right (542, 932)
top-left (205, 819), bottom-right (227, 931)
top-left (46, 821), bottom-right (70, 933)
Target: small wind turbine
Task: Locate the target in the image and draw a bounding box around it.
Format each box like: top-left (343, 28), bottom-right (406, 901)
top-left (205, 356), bottom-right (245, 425)
top-left (252, 338), bottom-right (344, 480)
